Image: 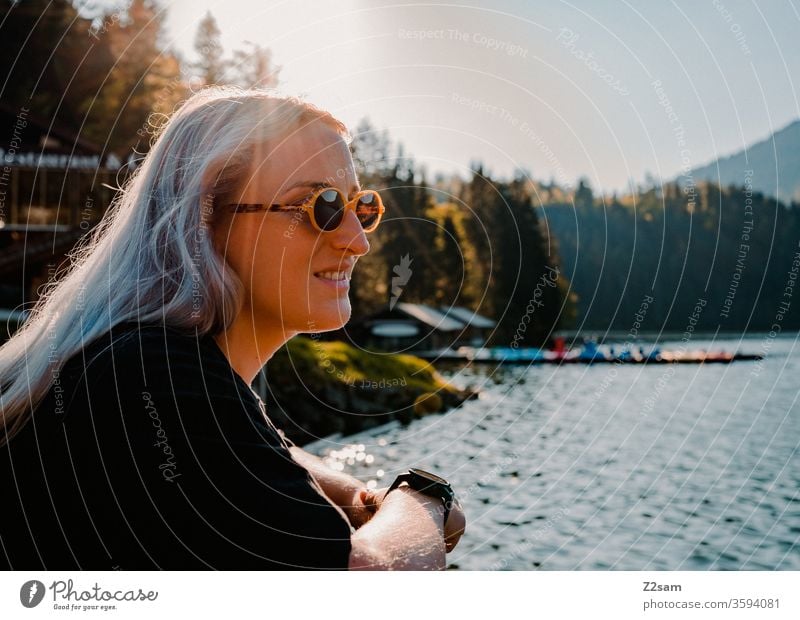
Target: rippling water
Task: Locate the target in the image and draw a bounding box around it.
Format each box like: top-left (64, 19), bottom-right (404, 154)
top-left (308, 335), bottom-right (800, 570)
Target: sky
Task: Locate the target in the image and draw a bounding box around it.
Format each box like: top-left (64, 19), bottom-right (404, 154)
top-left (126, 0), bottom-right (800, 193)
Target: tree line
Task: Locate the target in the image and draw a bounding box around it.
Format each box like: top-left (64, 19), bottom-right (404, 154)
top-left (346, 119), bottom-right (572, 346)
top-left (542, 179), bottom-right (800, 333)
top-left (0, 0), bottom-right (278, 154)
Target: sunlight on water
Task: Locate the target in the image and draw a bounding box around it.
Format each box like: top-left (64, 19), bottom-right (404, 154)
top-left (309, 335), bottom-right (800, 570)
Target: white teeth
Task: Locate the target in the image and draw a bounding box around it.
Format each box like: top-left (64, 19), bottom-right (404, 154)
top-left (316, 271), bottom-right (348, 281)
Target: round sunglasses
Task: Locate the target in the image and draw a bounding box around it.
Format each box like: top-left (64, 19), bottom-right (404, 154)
top-left (225, 186), bottom-right (385, 233)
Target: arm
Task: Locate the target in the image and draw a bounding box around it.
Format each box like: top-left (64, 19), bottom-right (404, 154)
top-left (290, 446), bottom-right (464, 568)
top-left (289, 446), bottom-right (373, 529)
top-left (348, 485), bottom-right (446, 570)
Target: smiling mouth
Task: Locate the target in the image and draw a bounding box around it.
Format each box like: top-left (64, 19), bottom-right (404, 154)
top-left (314, 270), bottom-right (350, 282)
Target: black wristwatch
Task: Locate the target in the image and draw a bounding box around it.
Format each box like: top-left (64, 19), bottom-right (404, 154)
top-left (386, 468), bottom-right (456, 526)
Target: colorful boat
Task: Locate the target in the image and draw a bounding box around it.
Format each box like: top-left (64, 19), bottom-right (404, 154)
top-left (418, 345), bottom-right (761, 365)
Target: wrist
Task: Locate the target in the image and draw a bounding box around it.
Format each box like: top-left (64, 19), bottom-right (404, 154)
top-left (387, 484), bottom-right (446, 531)
top-left (385, 469), bottom-right (453, 527)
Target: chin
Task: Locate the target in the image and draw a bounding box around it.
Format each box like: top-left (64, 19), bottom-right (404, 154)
top-left (310, 303), bottom-right (351, 332)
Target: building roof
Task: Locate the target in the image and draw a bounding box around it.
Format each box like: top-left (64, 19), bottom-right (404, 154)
top-left (440, 305), bottom-right (497, 328)
top-left (393, 302), bottom-right (465, 331)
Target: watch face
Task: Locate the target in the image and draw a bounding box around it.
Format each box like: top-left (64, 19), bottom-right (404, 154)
top-left (409, 468), bottom-right (449, 486)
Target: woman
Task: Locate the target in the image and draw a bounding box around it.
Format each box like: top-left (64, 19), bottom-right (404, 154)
top-left (0, 86), bottom-right (464, 570)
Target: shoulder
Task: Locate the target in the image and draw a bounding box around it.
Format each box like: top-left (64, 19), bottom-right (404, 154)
top-left (59, 321), bottom-right (252, 425)
top-left (96, 321), bottom-right (205, 362)
top-left (64, 322), bottom-right (225, 384)
top-left (53, 322), bottom-right (290, 454)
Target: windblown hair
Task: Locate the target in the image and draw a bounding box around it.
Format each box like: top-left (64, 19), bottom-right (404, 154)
top-left (0, 86), bottom-right (348, 446)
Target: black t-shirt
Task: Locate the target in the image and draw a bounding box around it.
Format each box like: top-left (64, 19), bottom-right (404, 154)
top-left (0, 321), bottom-right (352, 570)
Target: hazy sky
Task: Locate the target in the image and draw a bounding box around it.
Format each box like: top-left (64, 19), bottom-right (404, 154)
top-left (145, 0), bottom-right (799, 193)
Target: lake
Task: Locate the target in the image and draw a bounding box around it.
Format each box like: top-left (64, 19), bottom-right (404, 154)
top-left (308, 334), bottom-right (800, 570)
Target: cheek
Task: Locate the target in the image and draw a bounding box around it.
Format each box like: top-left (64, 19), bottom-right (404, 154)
top-left (249, 229), bottom-right (315, 303)
top-left (221, 226), bottom-right (280, 289)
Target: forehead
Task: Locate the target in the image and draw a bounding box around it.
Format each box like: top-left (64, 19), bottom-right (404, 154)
top-left (248, 122), bottom-right (356, 195)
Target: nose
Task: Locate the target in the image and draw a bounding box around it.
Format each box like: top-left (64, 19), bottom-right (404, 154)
top-left (331, 209), bottom-right (370, 256)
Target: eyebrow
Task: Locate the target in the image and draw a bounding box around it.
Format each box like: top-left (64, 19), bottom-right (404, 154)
top-left (280, 180), bottom-right (361, 199)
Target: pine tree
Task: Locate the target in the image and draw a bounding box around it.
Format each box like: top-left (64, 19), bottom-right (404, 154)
top-left (231, 42), bottom-right (280, 89)
top-left (193, 11), bottom-right (227, 86)
top-left (94, 0), bottom-right (186, 152)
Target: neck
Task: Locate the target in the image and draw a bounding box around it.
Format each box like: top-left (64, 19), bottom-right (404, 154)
top-left (212, 309), bottom-right (295, 385)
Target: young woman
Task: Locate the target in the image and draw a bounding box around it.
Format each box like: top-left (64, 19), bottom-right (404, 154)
top-left (0, 87), bottom-right (465, 570)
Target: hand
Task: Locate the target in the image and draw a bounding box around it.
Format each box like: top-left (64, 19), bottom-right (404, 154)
top-left (443, 498), bottom-right (466, 553)
top-left (360, 486), bottom-right (466, 553)
top-left (357, 486), bottom-right (389, 523)
top-left (345, 486), bottom-right (385, 530)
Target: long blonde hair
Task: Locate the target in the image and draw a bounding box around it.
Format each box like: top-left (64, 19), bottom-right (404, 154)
top-left (0, 86), bottom-right (348, 445)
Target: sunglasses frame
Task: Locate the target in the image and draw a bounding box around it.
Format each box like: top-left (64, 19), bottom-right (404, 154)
top-left (224, 186), bottom-right (385, 233)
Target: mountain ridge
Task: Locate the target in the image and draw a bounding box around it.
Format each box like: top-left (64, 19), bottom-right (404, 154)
top-left (679, 118), bottom-right (800, 204)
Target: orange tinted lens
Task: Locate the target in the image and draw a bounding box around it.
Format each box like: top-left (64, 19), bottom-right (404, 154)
top-left (356, 192), bottom-right (381, 230)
